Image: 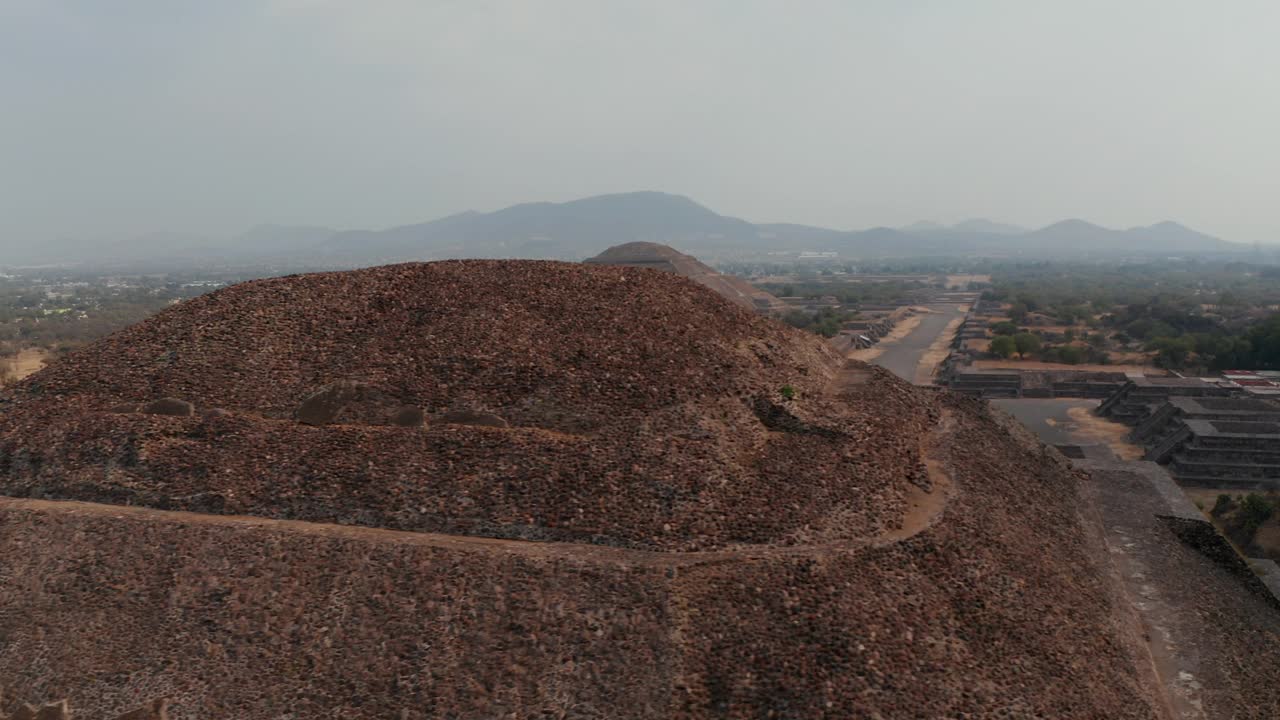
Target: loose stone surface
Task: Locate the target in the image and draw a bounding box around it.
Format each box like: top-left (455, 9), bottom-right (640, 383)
top-left (0, 260), bottom-right (1215, 718)
top-left (141, 398), bottom-right (193, 417)
top-left (439, 408), bottom-right (508, 428)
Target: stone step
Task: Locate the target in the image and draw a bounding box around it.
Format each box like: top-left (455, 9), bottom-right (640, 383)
top-left (1169, 473), bottom-right (1280, 491)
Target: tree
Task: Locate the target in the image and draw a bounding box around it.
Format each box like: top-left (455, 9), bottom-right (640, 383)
top-left (990, 321), bottom-right (1018, 336)
top-left (1013, 332), bottom-right (1041, 359)
top-left (1057, 345), bottom-right (1085, 365)
top-left (1149, 336), bottom-right (1195, 369)
top-left (1056, 305), bottom-right (1088, 325)
top-left (1238, 493), bottom-right (1275, 536)
top-left (1009, 303), bottom-right (1028, 323)
top-left (1212, 494), bottom-right (1232, 516)
top-left (1244, 313), bottom-right (1280, 369)
top-left (990, 335), bottom-right (1017, 359)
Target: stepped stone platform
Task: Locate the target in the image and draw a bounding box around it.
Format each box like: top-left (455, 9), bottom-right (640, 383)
top-left (1156, 419), bottom-right (1280, 490)
top-left (1125, 395), bottom-right (1280, 490)
top-left (1097, 377), bottom-right (1233, 426)
top-left (947, 369), bottom-right (1126, 399)
top-left (839, 317), bottom-right (895, 348)
top-left (946, 370), bottom-right (1021, 398)
top-left (1133, 396), bottom-right (1280, 445)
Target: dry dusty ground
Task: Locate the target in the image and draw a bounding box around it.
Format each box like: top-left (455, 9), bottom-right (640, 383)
top-left (1056, 406), bottom-right (1146, 460)
top-left (944, 273), bottom-right (990, 288)
top-left (4, 348), bottom-right (48, 380)
top-left (913, 314), bottom-right (967, 384)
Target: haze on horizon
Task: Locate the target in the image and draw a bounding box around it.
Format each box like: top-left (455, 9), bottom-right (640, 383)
top-left (2, 0), bottom-right (1278, 247)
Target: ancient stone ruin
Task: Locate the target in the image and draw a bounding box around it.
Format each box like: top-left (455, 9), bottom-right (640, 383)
top-left (0, 260), bottom-right (1268, 717)
top-left (585, 241), bottom-right (786, 313)
top-left (1097, 381), bottom-right (1280, 490)
top-left (1097, 376), bottom-right (1233, 424)
top-left (1132, 396), bottom-right (1280, 490)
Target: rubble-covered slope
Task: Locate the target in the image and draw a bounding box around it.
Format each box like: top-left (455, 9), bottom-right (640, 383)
top-left (0, 260), bottom-right (1168, 717)
top-left (0, 392), bottom-right (1165, 718)
top-left (0, 260), bottom-right (883, 551)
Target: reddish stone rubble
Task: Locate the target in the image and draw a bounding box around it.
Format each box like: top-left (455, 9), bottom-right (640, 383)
top-left (0, 261), bottom-right (1170, 717)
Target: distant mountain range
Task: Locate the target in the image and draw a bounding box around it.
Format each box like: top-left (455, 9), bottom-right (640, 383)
top-left (6, 192), bottom-right (1242, 268)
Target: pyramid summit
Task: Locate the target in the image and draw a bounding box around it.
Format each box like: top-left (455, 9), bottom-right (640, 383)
top-left (585, 241), bottom-right (786, 313)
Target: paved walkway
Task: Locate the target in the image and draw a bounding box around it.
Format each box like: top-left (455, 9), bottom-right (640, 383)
top-left (869, 303), bottom-right (967, 383)
top-left (993, 397), bottom-right (1280, 719)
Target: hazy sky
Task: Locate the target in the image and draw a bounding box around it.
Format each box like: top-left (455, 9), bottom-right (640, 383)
top-left (2, 0), bottom-right (1278, 244)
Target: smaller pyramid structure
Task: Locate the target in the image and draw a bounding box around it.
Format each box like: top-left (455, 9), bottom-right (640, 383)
top-left (585, 242), bottom-right (785, 313)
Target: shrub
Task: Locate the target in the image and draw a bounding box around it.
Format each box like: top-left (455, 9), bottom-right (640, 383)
top-left (1239, 493), bottom-right (1275, 535)
top-left (779, 385), bottom-right (796, 401)
top-left (1057, 346), bottom-right (1085, 365)
top-left (1212, 494), bottom-right (1232, 516)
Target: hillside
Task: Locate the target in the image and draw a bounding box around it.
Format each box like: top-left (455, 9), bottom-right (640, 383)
top-left (0, 260), bottom-right (1172, 716)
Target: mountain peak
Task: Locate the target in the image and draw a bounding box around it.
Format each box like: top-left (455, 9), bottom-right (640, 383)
top-left (901, 221), bottom-right (946, 233)
top-left (1140, 220), bottom-right (1196, 233)
top-left (952, 218), bottom-right (1025, 235)
top-left (1039, 218), bottom-right (1109, 232)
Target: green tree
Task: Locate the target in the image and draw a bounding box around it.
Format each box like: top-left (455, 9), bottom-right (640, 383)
top-left (990, 335), bottom-right (1017, 359)
top-left (1238, 493), bottom-right (1275, 535)
top-left (1013, 332), bottom-right (1041, 359)
top-left (1058, 345), bottom-right (1085, 365)
top-left (1244, 313), bottom-right (1280, 369)
top-left (1009, 303), bottom-right (1028, 324)
top-left (990, 321), bottom-right (1018, 336)
top-left (1212, 494), bottom-right (1232, 516)
top-left (1149, 336), bottom-right (1196, 369)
